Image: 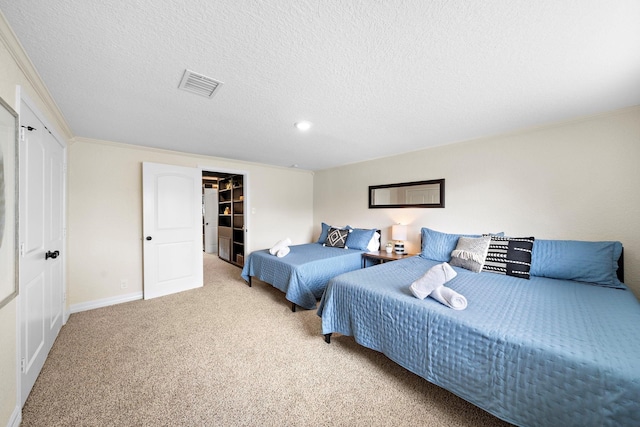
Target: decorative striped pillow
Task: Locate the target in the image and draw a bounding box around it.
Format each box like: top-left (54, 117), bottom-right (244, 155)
top-left (482, 236), bottom-right (535, 279)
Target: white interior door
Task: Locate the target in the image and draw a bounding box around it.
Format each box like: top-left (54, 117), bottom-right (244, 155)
top-left (19, 99), bottom-right (65, 405)
top-left (142, 162), bottom-right (203, 299)
top-left (203, 188), bottom-right (217, 254)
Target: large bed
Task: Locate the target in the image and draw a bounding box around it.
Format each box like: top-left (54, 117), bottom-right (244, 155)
top-left (317, 228), bottom-right (640, 427)
top-left (241, 225), bottom-right (379, 311)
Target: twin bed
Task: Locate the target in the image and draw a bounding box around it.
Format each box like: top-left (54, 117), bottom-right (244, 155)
top-left (317, 228), bottom-right (639, 426)
top-left (241, 224), bottom-right (379, 311)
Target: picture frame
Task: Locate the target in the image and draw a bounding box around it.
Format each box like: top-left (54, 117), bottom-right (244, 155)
top-left (0, 95), bottom-right (19, 309)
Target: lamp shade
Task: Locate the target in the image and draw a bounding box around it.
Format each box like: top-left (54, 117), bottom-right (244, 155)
top-left (391, 224), bottom-right (407, 241)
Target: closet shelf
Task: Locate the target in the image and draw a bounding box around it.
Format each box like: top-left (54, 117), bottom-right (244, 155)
top-left (218, 175), bottom-right (244, 268)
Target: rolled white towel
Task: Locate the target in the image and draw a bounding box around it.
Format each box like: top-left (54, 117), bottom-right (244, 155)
top-left (410, 262), bottom-right (457, 300)
top-left (429, 285), bottom-right (468, 310)
top-left (269, 238), bottom-right (291, 255)
top-left (276, 246), bottom-right (290, 258)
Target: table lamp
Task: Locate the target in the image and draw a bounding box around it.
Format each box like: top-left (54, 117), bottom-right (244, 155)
top-left (391, 224), bottom-right (408, 255)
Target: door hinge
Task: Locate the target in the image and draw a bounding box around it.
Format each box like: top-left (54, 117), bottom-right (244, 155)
top-left (19, 242), bottom-right (25, 257)
top-left (20, 357), bottom-right (26, 373)
top-left (20, 125), bottom-right (36, 141)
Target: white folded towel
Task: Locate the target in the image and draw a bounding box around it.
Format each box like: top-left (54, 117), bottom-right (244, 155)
top-left (410, 262), bottom-right (467, 310)
top-left (276, 246), bottom-right (290, 258)
top-left (269, 238), bottom-right (291, 255)
top-left (429, 285), bottom-right (468, 310)
top-left (410, 262), bottom-right (457, 299)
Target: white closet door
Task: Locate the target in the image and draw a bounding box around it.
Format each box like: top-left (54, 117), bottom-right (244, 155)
top-left (19, 99), bottom-right (65, 405)
top-left (203, 188), bottom-right (218, 254)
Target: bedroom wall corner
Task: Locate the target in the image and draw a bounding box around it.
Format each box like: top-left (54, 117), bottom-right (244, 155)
top-left (67, 139), bottom-right (314, 308)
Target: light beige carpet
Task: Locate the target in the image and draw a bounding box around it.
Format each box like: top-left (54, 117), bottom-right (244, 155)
top-left (21, 254), bottom-right (512, 426)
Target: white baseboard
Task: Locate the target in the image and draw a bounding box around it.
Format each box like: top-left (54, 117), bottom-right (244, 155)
top-left (69, 292), bottom-right (143, 314)
top-left (7, 405), bottom-right (21, 427)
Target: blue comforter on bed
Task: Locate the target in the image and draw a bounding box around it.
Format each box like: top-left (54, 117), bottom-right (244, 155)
top-left (317, 256), bottom-right (640, 427)
top-left (241, 243), bottom-right (364, 309)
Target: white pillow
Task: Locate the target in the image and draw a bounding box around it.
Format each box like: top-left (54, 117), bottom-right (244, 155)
top-left (367, 232), bottom-right (381, 252)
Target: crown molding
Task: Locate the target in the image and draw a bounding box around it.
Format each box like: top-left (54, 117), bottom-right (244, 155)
top-left (0, 11), bottom-right (74, 139)
top-left (72, 136), bottom-right (315, 174)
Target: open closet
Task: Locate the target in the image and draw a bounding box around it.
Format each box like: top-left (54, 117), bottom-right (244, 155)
top-left (202, 171), bottom-right (245, 267)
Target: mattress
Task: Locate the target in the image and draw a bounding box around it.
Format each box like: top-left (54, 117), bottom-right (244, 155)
top-left (317, 256), bottom-right (640, 426)
top-left (241, 243), bottom-right (364, 309)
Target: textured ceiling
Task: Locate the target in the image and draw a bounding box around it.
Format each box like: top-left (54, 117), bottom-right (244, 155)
top-left (1, 1), bottom-right (639, 170)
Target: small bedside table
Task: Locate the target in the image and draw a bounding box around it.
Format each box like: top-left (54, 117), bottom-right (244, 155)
top-left (362, 251), bottom-right (415, 268)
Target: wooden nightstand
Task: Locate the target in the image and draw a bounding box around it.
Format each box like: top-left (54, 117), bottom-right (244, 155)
top-left (361, 251), bottom-right (415, 268)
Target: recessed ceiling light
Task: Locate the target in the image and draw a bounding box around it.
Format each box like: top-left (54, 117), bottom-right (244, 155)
top-left (294, 121), bottom-right (312, 131)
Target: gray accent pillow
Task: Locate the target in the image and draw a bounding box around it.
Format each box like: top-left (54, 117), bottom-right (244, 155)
top-left (450, 235), bottom-right (491, 273)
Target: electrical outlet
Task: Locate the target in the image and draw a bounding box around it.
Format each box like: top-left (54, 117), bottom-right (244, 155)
top-left (120, 279), bottom-right (128, 289)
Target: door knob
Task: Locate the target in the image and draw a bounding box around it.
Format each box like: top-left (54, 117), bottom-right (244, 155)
top-left (146, 236), bottom-right (152, 241)
top-left (45, 250), bottom-right (60, 260)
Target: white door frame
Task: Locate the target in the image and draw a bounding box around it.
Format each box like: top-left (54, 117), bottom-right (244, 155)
top-left (15, 86), bottom-right (68, 408)
top-left (198, 165), bottom-right (250, 256)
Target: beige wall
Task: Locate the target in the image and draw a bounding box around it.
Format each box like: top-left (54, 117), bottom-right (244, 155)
top-left (314, 106), bottom-right (640, 297)
top-left (67, 139), bottom-right (314, 307)
top-left (0, 302), bottom-right (16, 426)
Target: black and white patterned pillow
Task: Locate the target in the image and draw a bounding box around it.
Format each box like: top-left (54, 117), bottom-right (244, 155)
top-left (324, 227), bottom-right (350, 248)
top-left (482, 236), bottom-right (535, 279)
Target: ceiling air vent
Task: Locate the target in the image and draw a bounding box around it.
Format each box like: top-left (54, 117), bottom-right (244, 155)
top-left (178, 69), bottom-right (224, 98)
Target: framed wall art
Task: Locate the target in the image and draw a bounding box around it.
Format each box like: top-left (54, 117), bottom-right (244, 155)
top-left (0, 95), bottom-right (18, 309)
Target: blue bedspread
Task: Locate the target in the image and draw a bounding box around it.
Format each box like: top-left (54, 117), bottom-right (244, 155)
top-left (241, 243), bottom-right (364, 309)
top-left (317, 256), bottom-right (640, 427)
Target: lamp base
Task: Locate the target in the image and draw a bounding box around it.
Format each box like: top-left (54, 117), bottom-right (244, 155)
top-left (394, 241), bottom-right (405, 255)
